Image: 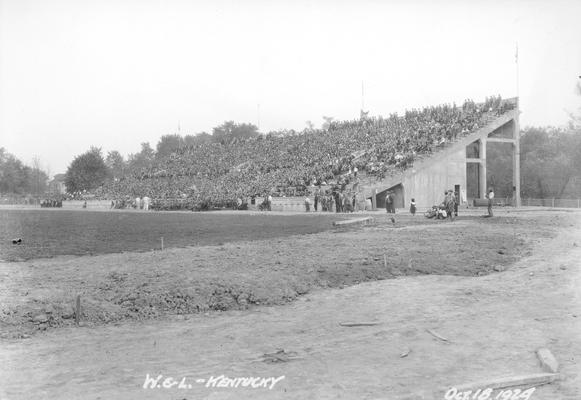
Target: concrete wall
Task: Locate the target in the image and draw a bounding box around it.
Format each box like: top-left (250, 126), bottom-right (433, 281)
top-left (63, 200), bottom-right (112, 209)
top-left (401, 148), bottom-right (466, 209)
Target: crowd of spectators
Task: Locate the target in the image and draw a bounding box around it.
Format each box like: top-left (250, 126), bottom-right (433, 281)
top-left (99, 96), bottom-right (514, 210)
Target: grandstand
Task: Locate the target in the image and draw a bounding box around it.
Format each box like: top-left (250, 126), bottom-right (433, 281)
top-left (363, 97), bottom-right (521, 210)
top-left (100, 95), bottom-right (519, 211)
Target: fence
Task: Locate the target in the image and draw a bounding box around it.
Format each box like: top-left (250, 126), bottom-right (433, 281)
top-left (522, 198), bottom-right (581, 208)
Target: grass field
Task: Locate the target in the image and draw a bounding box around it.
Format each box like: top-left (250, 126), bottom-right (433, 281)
top-left (0, 209), bottom-right (346, 261)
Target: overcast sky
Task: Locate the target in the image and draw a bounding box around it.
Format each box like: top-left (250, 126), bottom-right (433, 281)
top-left (1, 0), bottom-right (580, 175)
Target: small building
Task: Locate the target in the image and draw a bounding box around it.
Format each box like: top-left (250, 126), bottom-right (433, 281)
top-left (48, 173), bottom-right (66, 195)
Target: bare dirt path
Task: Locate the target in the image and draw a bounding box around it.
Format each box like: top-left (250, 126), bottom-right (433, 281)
top-left (1, 211), bottom-right (580, 400)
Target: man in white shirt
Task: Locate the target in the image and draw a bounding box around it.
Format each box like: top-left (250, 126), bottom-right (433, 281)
top-left (486, 189), bottom-right (495, 217)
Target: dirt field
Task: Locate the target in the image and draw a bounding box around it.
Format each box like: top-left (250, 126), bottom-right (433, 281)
top-left (0, 208), bottom-right (580, 399)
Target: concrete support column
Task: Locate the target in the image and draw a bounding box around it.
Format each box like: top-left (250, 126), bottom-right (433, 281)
top-left (513, 116), bottom-right (521, 207)
top-left (480, 138), bottom-right (487, 198)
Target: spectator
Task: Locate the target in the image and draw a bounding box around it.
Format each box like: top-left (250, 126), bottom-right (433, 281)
top-left (486, 188), bottom-right (494, 217)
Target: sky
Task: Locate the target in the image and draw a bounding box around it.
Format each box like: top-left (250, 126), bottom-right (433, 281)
top-left (1, 0), bottom-right (580, 176)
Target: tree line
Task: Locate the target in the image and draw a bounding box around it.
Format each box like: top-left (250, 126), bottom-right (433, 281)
top-left (487, 126), bottom-right (581, 199)
top-left (0, 149), bottom-right (49, 196)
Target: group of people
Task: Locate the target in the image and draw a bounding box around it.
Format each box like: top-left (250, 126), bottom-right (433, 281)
top-left (40, 198), bottom-right (63, 208)
top-left (422, 189), bottom-right (459, 220)
top-left (110, 196), bottom-right (151, 210)
top-left (96, 96), bottom-right (513, 210)
top-left (306, 187), bottom-right (360, 213)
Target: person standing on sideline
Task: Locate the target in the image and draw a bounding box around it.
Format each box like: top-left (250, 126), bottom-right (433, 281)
top-left (304, 196), bottom-right (311, 212)
top-left (409, 198), bottom-right (416, 216)
top-left (385, 191), bottom-right (392, 213)
top-left (314, 189), bottom-right (319, 211)
top-left (486, 188), bottom-right (494, 217)
top-left (445, 190), bottom-right (455, 221)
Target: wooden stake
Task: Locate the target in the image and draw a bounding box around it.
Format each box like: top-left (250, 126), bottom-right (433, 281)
top-left (75, 294), bottom-right (81, 325)
top-left (426, 328), bottom-right (449, 342)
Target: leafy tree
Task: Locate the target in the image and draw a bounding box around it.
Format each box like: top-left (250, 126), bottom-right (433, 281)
top-left (212, 121), bottom-right (259, 144)
top-left (65, 147), bottom-right (110, 192)
top-left (520, 127), bottom-right (581, 198)
top-left (567, 81), bottom-right (581, 129)
top-left (156, 134), bottom-right (185, 157)
top-left (184, 132), bottom-right (212, 146)
top-left (0, 149), bottom-right (49, 195)
top-left (0, 148), bottom-right (30, 194)
top-left (29, 156), bottom-right (49, 196)
top-left (322, 116), bottom-right (335, 130)
top-left (106, 150), bottom-right (126, 180)
top-left (486, 142), bottom-right (513, 198)
top-left (127, 142), bottom-right (155, 172)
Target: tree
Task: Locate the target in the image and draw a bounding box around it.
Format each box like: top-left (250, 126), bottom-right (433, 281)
top-left (106, 150), bottom-right (126, 180)
top-left (0, 148), bottom-right (30, 194)
top-left (156, 134), bottom-right (185, 157)
top-left (30, 156), bottom-right (48, 196)
top-left (486, 143), bottom-right (513, 198)
top-left (520, 127), bottom-right (581, 199)
top-left (184, 132), bottom-right (212, 146)
top-left (65, 147), bottom-right (110, 193)
top-left (0, 149), bottom-right (49, 195)
top-left (322, 116), bottom-right (335, 130)
top-left (212, 121), bottom-right (259, 144)
top-left (567, 81), bottom-right (581, 129)
top-left (127, 142), bottom-right (155, 172)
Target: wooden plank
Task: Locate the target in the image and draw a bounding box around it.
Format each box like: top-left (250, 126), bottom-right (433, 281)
top-left (333, 217), bottom-right (373, 226)
top-left (536, 348), bottom-right (559, 373)
top-left (426, 329), bottom-right (449, 342)
top-left (339, 322), bottom-right (381, 327)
